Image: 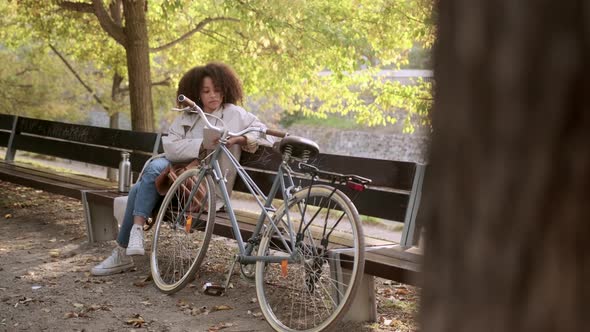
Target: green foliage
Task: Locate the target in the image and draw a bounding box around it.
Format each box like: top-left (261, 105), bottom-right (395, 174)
top-left (0, 46), bottom-right (87, 122)
top-left (3, 0), bottom-right (435, 130)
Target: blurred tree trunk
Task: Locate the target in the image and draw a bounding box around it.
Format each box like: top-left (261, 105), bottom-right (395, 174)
top-left (420, 1), bottom-right (590, 332)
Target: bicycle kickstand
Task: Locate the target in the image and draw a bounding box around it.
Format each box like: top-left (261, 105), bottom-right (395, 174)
top-left (202, 254), bottom-right (239, 296)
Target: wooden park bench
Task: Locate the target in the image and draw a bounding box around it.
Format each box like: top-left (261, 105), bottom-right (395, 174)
top-left (0, 114), bottom-right (161, 242)
top-left (0, 113), bottom-right (425, 322)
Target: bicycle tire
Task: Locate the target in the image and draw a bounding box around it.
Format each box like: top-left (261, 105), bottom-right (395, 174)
top-left (150, 168), bottom-right (216, 294)
top-left (255, 185), bottom-right (365, 331)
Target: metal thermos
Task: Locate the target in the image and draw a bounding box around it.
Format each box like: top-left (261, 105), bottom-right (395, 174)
top-left (118, 151), bottom-right (131, 193)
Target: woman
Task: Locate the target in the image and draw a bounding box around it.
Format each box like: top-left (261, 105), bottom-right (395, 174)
top-left (91, 62), bottom-right (271, 276)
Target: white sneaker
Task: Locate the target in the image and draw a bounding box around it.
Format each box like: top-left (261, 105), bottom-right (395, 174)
top-left (126, 224), bottom-right (145, 256)
top-left (91, 247), bottom-right (134, 276)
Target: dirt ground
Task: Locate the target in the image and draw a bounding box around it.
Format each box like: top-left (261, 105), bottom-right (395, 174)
top-left (0, 180), bottom-right (418, 332)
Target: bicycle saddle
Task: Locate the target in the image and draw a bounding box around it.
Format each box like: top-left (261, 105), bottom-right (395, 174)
top-left (276, 135), bottom-right (320, 161)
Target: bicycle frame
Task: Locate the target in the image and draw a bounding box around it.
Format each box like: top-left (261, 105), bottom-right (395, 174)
top-left (182, 142), bottom-right (301, 265)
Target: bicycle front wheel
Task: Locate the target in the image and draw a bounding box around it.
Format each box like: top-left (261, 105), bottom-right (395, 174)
top-left (256, 185), bottom-right (365, 332)
top-left (150, 168), bottom-right (216, 294)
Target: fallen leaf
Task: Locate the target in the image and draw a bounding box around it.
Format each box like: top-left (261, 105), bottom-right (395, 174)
top-left (18, 297), bottom-right (33, 305)
top-left (190, 306), bottom-right (208, 316)
top-left (395, 287), bottom-right (409, 295)
top-left (176, 299), bottom-right (190, 308)
top-left (211, 305), bottom-right (233, 312)
top-left (133, 280), bottom-right (148, 287)
top-left (73, 303), bottom-right (84, 308)
top-left (87, 304), bottom-right (102, 311)
top-left (125, 314), bottom-right (145, 328)
top-left (64, 312), bottom-right (78, 319)
top-left (208, 322), bottom-right (234, 331)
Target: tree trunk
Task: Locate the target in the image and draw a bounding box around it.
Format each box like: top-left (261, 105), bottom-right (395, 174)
top-left (420, 2), bottom-right (590, 332)
top-left (122, 0), bottom-right (153, 132)
top-left (107, 72), bottom-right (124, 181)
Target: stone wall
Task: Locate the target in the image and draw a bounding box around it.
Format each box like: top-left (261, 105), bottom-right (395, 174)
top-left (287, 125), bottom-right (430, 163)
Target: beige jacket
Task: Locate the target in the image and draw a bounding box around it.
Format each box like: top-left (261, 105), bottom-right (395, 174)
top-left (161, 103), bottom-right (273, 196)
top-left (162, 103), bottom-right (269, 162)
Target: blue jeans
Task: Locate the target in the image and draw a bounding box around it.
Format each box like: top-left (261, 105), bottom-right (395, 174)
top-left (117, 157), bottom-right (170, 247)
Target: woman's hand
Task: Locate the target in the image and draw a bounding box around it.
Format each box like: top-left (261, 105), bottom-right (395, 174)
top-left (224, 136), bottom-right (247, 148)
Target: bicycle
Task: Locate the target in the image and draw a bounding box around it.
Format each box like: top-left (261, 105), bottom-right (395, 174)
top-left (150, 95), bottom-right (372, 332)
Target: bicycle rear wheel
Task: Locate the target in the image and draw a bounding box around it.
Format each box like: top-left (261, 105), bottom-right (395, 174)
top-left (255, 185), bottom-right (365, 331)
top-left (150, 168), bottom-right (216, 294)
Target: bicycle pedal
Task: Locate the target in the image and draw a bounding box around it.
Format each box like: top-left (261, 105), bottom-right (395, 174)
top-left (202, 282), bottom-right (225, 296)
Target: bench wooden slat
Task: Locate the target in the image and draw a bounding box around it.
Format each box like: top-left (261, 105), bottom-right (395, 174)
top-left (0, 166), bottom-right (93, 199)
top-left (16, 117), bottom-right (158, 152)
top-left (0, 162), bottom-right (116, 197)
top-left (0, 162), bottom-right (115, 188)
top-left (0, 114), bottom-right (14, 130)
top-left (0, 132), bottom-right (10, 149)
top-left (240, 146), bottom-right (416, 190)
top-left (12, 134), bottom-right (151, 173)
top-left (234, 170), bottom-right (410, 222)
top-left (362, 250), bottom-right (420, 285)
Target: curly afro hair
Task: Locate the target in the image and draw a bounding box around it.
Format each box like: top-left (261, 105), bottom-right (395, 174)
top-left (176, 62), bottom-right (244, 108)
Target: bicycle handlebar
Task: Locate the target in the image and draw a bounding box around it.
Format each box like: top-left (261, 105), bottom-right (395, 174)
top-left (265, 128), bottom-right (288, 138)
top-left (176, 94), bottom-right (288, 139)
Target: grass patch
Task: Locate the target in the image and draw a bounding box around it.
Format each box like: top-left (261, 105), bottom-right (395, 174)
top-left (14, 158), bottom-right (85, 176)
top-left (381, 298), bottom-right (417, 314)
top-left (280, 112), bottom-right (365, 130)
top-left (361, 215), bottom-right (405, 232)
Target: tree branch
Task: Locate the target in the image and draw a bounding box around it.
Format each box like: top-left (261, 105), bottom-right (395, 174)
top-left (49, 44), bottom-right (109, 111)
top-left (15, 68), bottom-right (38, 76)
top-left (57, 1), bottom-right (94, 13)
top-left (200, 28), bottom-right (233, 45)
top-left (119, 77), bottom-right (171, 93)
top-left (91, 0), bottom-right (127, 46)
top-left (152, 77), bottom-right (171, 87)
top-left (150, 17), bottom-right (239, 52)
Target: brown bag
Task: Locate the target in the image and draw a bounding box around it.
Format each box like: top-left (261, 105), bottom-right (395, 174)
top-left (155, 159), bottom-right (208, 212)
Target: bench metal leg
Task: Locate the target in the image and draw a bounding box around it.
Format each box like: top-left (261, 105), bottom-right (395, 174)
top-left (344, 273), bottom-right (377, 322)
top-left (81, 190), bottom-right (119, 243)
top-left (329, 249), bottom-right (378, 323)
top-left (401, 164), bottom-right (426, 249)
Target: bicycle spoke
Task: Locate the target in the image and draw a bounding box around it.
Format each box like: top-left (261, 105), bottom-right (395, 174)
top-left (150, 170), bottom-right (216, 294)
